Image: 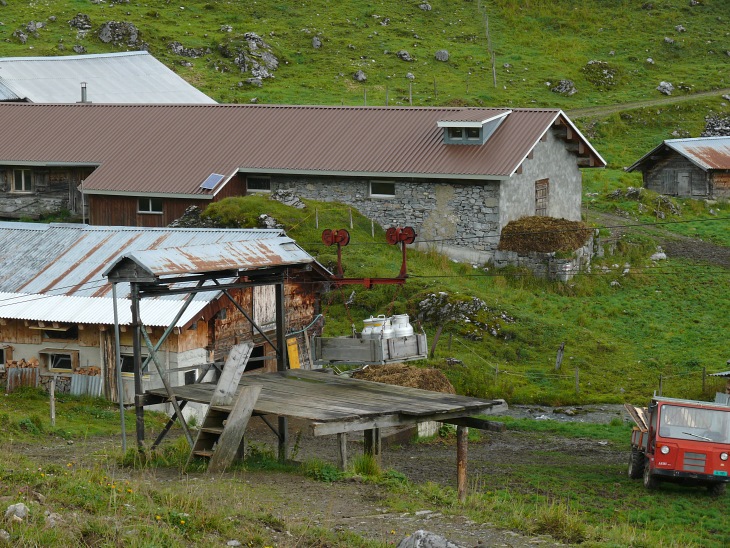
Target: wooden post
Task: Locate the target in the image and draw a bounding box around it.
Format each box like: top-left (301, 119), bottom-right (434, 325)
top-left (409, 82), bottom-right (412, 105)
top-left (702, 367), bottom-right (706, 393)
top-left (315, 208), bottom-right (319, 229)
top-left (50, 375), bottom-right (56, 427)
top-left (575, 367), bottom-right (579, 394)
top-left (429, 325), bottom-right (444, 358)
top-left (555, 342), bottom-right (565, 370)
top-left (349, 208), bottom-right (353, 229)
top-left (364, 428), bottom-right (381, 466)
top-left (457, 425), bottom-right (468, 503)
top-left (371, 219), bottom-right (375, 239)
top-left (338, 433), bottom-right (348, 470)
top-left (659, 374), bottom-right (663, 396)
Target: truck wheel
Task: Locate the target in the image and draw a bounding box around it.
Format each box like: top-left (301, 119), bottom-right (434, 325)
top-left (708, 483), bottom-right (727, 496)
top-left (628, 448), bottom-right (645, 479)
top-left (643, 458), bottom-right (657, 490)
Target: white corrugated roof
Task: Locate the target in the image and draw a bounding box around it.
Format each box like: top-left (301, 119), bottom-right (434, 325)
top-left (0, 292), bottom-right (210, 327)
top-left (0, 51), bottom-right (216, 104)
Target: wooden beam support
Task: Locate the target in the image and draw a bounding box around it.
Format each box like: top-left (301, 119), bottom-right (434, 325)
top-left (457, 425), bottom-right (468, 503)
top-left (338, 433), bottom-right (348, 471)
top-left (364, 427), bottom-right (381, 466)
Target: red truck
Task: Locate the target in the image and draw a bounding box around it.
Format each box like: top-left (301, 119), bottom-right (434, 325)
top-left (626, 396), bottom-right (730, 495)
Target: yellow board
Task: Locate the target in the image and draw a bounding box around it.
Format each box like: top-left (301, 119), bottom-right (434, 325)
top-left (286, 337), bottom-right (300, 369)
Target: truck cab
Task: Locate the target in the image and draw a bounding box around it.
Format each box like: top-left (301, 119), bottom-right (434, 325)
top-left (627, 396), bottom-right (730, 495)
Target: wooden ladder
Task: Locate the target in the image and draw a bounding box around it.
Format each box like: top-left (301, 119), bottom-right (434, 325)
top-left (188, 343), bottom-right (260, 472)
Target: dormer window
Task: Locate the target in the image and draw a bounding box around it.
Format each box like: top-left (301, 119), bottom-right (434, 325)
top-left (438, 110), bottom-right (511, 145)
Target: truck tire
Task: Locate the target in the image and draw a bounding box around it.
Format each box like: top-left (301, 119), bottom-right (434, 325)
top-left (708, 483), bottom-right (727, 496)
top-left (628, 448), bottom-right (645, 479)
top-left (643, 458), bottom-right (658, 490)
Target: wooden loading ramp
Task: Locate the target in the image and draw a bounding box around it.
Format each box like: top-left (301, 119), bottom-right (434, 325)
top-left (143, 369), bottom-right (507, 501)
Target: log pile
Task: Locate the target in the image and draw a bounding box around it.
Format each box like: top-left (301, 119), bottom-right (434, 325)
top-left (74, 367), bottom-right (101, 376)
top-left (5, 358), bottom-right (39, 368)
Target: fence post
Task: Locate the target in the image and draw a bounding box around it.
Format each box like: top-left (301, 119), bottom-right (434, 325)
top-left (409, 82), bottom-right (412, 105)
top-left (574, 368), bottom-right (579, 394)
top-left (371, 219), bottom-right (375, 238)
top-left (349, 208), bottom-right (353, 229)
top-left (50, 375), bottom-right (56, 427)
top-left (702, 367), bottom-right (706, 393)
top-left (315, 208), bottom-right (319, 229)
top-left (659, 374), bottom-right (663, 396)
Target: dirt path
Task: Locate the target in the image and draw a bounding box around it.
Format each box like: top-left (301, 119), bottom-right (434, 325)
top-left (589, 209), bottom-right (730, 269)
top-left (566, 87), bottom-right (730, 119)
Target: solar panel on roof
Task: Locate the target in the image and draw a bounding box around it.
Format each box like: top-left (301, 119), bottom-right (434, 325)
top-left (200, 173), bottom-right (224, 190)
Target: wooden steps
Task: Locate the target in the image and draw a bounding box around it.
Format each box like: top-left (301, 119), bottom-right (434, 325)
top-left (188, 343), bottom-right (259, 471)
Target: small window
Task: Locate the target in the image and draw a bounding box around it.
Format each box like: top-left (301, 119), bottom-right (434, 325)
top-left (370, 181), bottom-right (395, 198)
top-left (138, 197), bottom-right (163, 214)
top-left (247, 176), bottom-right (271, 193)
top-left (43, 325), bottom-right (79, 341)
top-left (120, 354), bottom-right (149, 375)
top-left (40, 349), bottom-right (79, 373)
top-left (448, 127), bottom-right (463, 140)
top-left (13, 169), bottom-right (32, 193)
top-left (466, 128), bottom-right (481, 140)
top-left (0, 346), bottom-right (11, 367)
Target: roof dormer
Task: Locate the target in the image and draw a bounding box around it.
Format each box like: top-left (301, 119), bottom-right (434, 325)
top-left (438, 110), bottom-right (511, 145)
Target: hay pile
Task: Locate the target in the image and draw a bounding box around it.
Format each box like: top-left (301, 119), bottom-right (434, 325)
top-left (352, 363), bottom-right (456, 394)
top-left (497, 216), bottom-right (591, 254)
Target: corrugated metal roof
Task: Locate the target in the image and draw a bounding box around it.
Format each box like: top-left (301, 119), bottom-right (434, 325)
top-left (0, 222), bottom-right (317, 326)
top-left (627, 136), bottom-right (730, 172)
top-left (0, 292), bottom-right (210, 327)
top-left (666, 137), bottom-right (730, 170)
top-left (0, 52), bottom-right (216, 104)
top-left (0, 103), bottom-right (605, 197)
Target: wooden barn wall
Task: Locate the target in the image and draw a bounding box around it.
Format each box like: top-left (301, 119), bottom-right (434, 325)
top-left (213, 174), bottom-right (246, 200)
top-left (644, 154), bottom-right (708, 197)
top-left (711, 172), bottom-right (730, 199)
top-left (88, 195), bottom-right (211, 227)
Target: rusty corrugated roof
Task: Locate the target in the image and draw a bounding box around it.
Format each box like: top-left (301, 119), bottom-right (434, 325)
top-left (627, 136), bottom-right (730, 172)
top-left (0, 103), bottom-right (605, 197)
top-left (0, 222), bottom-right (320, 326)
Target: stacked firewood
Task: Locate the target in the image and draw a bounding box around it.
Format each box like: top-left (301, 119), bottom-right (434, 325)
top-left (74, 367), bottom-right (101, 376)
top-left (5, 358), bottom-right (39, 368)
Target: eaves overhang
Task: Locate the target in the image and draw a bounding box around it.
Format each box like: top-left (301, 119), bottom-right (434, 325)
top-left (82, 189), bottom-right (216, 200)
top-left (237, 167), bottom-right (511, 181)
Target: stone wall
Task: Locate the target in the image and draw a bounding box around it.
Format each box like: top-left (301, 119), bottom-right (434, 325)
top-left (273, 175), bottom-right (501, 264)
top-left (492, 234), bottom-right (595, 282)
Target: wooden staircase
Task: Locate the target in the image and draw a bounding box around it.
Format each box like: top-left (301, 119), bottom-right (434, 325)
top-left (188, 343), bottom-right (262, 472)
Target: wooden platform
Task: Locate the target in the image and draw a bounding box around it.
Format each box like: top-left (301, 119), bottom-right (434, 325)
top-left (145, 369), bottom-right (505, 436)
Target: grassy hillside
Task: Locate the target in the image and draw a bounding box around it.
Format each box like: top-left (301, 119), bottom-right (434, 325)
top-left (3, 0), bottom-right (730, 404)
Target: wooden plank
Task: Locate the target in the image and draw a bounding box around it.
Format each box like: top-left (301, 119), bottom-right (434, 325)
top-left (338, 433), bottom-right (347, 470)
top-left (207, 384), bottom-right (262, 474)
top-left (211, 343), bottom-right (253, 406)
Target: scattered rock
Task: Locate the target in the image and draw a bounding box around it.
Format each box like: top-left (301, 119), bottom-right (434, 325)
top-left (418, 3), bottom-right (432, 11)
top-left (656, 81), bottom-right (674, 95)
top-left (168, 206), bottom-right (222, 229)
top-left (312, 36), bottom-right (322, 49)
top-left (550, 79), bottom-right (577, 96)
top-left (243, 77), bottom-right (262, 87)
top-left (169, 41), bottom-right (210, 58)
top-left (581, 60), bottom-right (621, 90)
top-left (0, 530), bottom-right (8, 542)
top-left (48, 16), bottom-right (56, 22)
top-left (434, 49), bottom-right (449, 62)
top-left (646, 57), bottom-right (654, 64)
top-left (258, 214), bottom-right (283, 229)
top-left (406, 72), bottom-right (415, 80)
top-left (73, 45), bottom-right (86, 54)
top-left (397, 529), bottom-right (466, 548)
top-left (44, 511), bottom-right (63, 528)
top-left (220, 24), bottom-right (233, 33)
top-left (396, 50), bottom-right (413, 62)
top-left (219, 32), bottom-right (279, 78)
top-left (675, 24), bottom-right (686, 32)
top-left (650, 250), bottom-right (667, 261)
top-left (98, 21), bottom-right (140, 47)
top-left (353, 69), bottom-right (367, 82)
top-left (380, 17), bottom-right (390, 26)
top-left (12, 30), bottom-right (27, 44)
top-left (664, 36), bottom-right (675, 44)
top-left (226, 541), bottom-right (242, 547)
top-left (5, 503), bottom-right (29, 521)
top-left (68, 13), bottom-right (91, 30)
top-left (702, 113), bottom-right (730, 136)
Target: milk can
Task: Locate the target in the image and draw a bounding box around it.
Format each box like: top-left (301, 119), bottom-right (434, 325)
top-left (391, 314), bottom-right (414, 337)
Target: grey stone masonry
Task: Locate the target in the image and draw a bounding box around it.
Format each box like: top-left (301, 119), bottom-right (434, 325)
top-left (492, 234), bottom-right (595, 281)
top-left (271, 175), bottom-right (501, 263)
